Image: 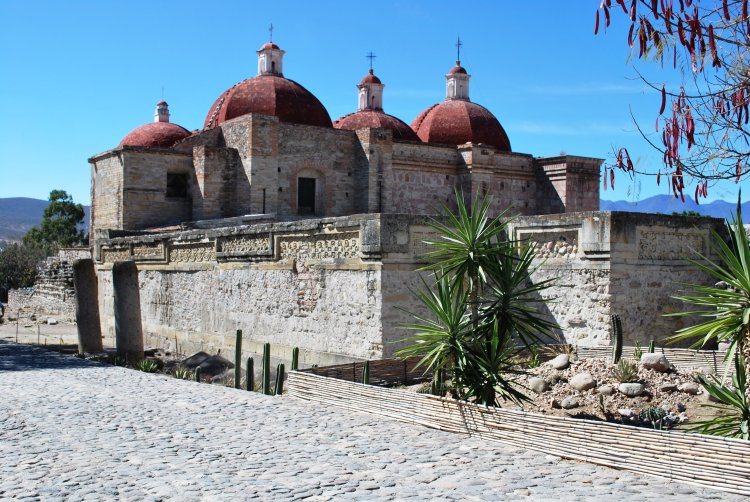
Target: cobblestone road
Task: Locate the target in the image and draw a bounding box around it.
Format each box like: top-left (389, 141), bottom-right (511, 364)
top-left (0, 341), bottom-right (742, 501)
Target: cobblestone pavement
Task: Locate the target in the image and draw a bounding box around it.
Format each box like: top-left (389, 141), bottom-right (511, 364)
top-left (0, 341), bottom-right (743, 501)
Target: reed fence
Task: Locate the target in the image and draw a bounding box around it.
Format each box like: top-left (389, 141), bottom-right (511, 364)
top-left (305, 357), bottom-right (431, 387)
top-left (576, 345), bottom-right (732, 374)
top-left (289, 370), bottom-right (750, 496)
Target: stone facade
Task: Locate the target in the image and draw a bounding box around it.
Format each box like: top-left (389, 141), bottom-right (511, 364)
top-left (89, 113), bottom-right (602, 234)
top-left (92, 212), bottom-right (724, 363)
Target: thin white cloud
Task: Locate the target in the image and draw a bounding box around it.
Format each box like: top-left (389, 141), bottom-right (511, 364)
top-left (510, 121), bottom-right (632, 136)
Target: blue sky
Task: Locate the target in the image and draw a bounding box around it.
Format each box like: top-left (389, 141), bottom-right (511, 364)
top-left (0, 1), bottom-right (744, 205)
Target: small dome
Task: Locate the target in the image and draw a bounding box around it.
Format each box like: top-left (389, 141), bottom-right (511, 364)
top-left (448, 64), bottom-right (467, 75)
top-left (119, 121), bottom-right (190, 148)
top-left (204, 75), bottom-right (332, 129)
top-left (259, 42), bottom-right (280, 51)
top-left (411, 100), bottom-right (511, 151)
top-left (334, 110), bottom-right (420, 141)
top-left (360, 69), bottom-right (382, 85)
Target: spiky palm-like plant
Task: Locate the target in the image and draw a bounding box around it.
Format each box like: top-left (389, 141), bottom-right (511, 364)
top-left (691, 355), bottom-right (749, 440)
top-left (398, 191), bottom-right (557, 407)
top-left (668, 195), bottom-right (750, 402)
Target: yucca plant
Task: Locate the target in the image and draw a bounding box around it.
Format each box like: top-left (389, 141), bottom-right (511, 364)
top-left (668, 194), bottom-right (750, 402)
top-left (134, 359), bottom-right (160, 373)
top-left (171, 367), bottom-right (193, 380)
top-left (397, 191), bottom-right (557, 406)
top-left (690, 354), bottom-right (749, 440)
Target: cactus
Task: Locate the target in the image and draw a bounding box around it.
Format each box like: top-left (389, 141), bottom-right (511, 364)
top-left (194, 366), bottom-right (202, 383)
top-left (610, 314), bottom-right (623, 364)
top-left (274, 363), bottom-right (285, 395)
top-left (291, 347), bottom-right (299, 371)
top-left (361, 360), bottom-right (370, 385)
top-left (234, 329), bottom-right (243, 389)
top-left (245, 357), bottom-right (254, 392)
top-left (648, 339), bottom-right (655, 353)
top-left (261, 342), bottom-right (271, 395)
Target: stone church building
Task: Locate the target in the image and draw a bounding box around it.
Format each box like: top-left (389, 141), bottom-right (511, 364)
top-left (88, 40), bottom-right (717, 363)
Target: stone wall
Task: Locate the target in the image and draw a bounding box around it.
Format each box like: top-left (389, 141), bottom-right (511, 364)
top-left (7, 248), bottom-right (91, 321)
top-left (508, 212), bottom-right (723, 347)
top-left (93, 211), bottom-right (724, 362)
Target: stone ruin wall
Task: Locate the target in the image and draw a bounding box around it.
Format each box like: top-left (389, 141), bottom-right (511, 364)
top-left (7, 248), bottom-right (91, 321)
top-left (94, 215), bottom-right (402, 363)
top-left (508, 212), bottom-right (723, 347)
top-left (94, 211), bottom-right (726, 362)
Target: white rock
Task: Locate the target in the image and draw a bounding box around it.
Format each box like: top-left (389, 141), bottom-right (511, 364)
top-left (549, 354), bottom-right (570, 370)
top-left (47, 318), bottom-right (57, 325)
top-left (598, 385), bottom-right (615, 396)
top-left (618, 408), bottom-right (634, 418)
top-left (569, 372), bottom-right (596, 391)
top-left (678, 382), bottom-right (701, 395)
top-left (640, 353), bottom-right (670, 373)
top-left (561, 396), bottom-right (580, 409)
top-left (618, 382), bottom-right (645, 397)
top-left (528, 377), bottom-right (550, 394)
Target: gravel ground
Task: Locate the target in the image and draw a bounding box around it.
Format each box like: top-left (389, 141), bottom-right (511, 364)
top-left (0, 340), bottom-right (744, 501)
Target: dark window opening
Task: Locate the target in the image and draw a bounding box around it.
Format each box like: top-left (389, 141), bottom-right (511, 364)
top-left (271, 61), bottom-right (276, 73)
top-left (166, 173), bottom-right (189, 198)
top-left (298, 177), bottom-right (316, 215)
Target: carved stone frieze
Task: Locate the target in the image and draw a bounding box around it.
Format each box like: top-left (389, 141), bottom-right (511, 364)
top-left (522, 230), bottom-right (579, 259)
top-left (219, 235), bottom-right (271, 254)
top-left (101, 247), bottom-right (130, 263)
top-left (638, 230), bottom-right (705, 260)
top-left (132, 242), bottom-right (165, 261)
top-left (279, 232), bottom-right (359, 260)
top-left (168, 242), bottom-right (217, 263)
top-left (410, 230), bottom-right (441, 258)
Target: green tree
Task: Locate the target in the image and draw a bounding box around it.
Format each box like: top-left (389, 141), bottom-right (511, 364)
top-left (23, 190), bottom-right (86, 252)
top-left (397, 191), bottom-right (557, 407)
top-left (0, 242), bottom-right (46, 290)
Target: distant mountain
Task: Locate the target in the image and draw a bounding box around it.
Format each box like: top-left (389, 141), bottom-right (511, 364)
top-left (0, 197), bottom-right (90, 243)
top-left (600, 194), bottom-right (750, 220)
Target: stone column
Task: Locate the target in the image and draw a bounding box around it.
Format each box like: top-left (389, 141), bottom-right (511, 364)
top-left (73, 258), bottom-right (102, 354)
top-left (112, 261), bottom-right (144, 363)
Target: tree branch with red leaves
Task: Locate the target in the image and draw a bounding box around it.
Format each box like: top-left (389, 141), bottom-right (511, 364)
top-left (596, 0), bottom-right (750, 203)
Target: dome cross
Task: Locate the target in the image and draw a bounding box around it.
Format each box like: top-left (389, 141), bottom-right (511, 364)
top-left (366, 51), bottom-right (376, 70)
top-left (456, 36), bottom-right (462, 64)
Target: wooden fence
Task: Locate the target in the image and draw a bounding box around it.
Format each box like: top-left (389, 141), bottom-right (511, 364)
top-left (305, 357), bottom-right (431, 387)
top-left (576, 345), bottom-right (732, 374)
top-left (289, 370), bottom-right (750, 496)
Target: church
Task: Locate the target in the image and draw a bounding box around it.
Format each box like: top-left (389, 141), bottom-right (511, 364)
top-left (90, 40), bottom-right (601, 233)
top-left (87, 39), bottom-right (711, 364)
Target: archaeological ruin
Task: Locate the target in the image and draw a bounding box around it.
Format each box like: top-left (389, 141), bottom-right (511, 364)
top-left (79, 40), bottom-right (722, 364)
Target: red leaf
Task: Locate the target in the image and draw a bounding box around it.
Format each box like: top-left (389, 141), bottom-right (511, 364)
top-left (655, 116), bottom-right (659, 132)
top-left (657, 171), bottom-right (661, 186)
top-left (595, 9), bottom-right (600, 34)
top-left (610, 169), bottom-right (615, 189)
top-left (694, 184), bottom-right (699, 204)
top-left (660, 85), bottom-right (666, 114)
top-left (628, 23), bottom-right (635, 47)
top-left (630, 0), bottom-right (637, 21)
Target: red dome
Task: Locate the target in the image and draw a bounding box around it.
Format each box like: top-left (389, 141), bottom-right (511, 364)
top-left (334, 110), bottom-right (420, 141)
top-left (259, 42), bottom-right (280, 50)
top-left (448, 65), bottom-right (467, 75)
top-left (360, 70), bottom-right (382, 85)
top-left (204, 75), bottom-right (332, 129)
top-left (411, 100), bottom-right (511, 151)
top-left (119, 121), bottom-right (190, 148)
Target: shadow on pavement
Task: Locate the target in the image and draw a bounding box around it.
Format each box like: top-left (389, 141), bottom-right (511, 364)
top-left (0, 340), bottom-right (102, 372)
